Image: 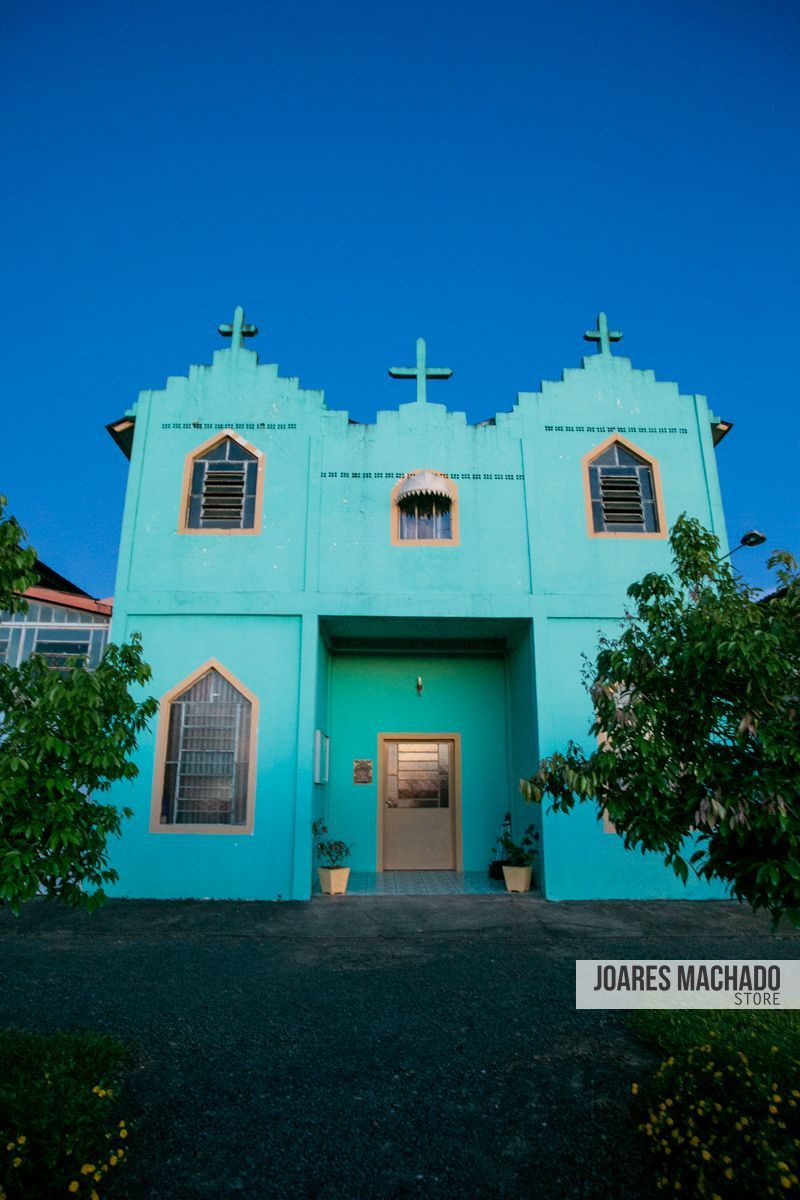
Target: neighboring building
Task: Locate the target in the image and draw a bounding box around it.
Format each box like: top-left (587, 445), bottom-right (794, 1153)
top-left (104, 308), bottom-right (732, 901)
top-left (0, 560), bottom-right (111, 669)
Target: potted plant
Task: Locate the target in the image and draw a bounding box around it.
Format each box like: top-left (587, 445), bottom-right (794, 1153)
top-left (312, 819), bottom-right (353, 895)
top-left (498, 824), bottom-right (539, 893)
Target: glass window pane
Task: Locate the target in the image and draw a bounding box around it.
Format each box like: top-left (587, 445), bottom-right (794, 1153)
top-left (399, 508), bottom-right (416, 540)
top-left (616, 446), bottom-right (646, 466)
top-left (162, 669), bottom-right (250, 825)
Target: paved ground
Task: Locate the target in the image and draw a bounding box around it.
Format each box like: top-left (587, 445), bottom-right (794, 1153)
top-left (1, 896), bottom-right (797, 1199)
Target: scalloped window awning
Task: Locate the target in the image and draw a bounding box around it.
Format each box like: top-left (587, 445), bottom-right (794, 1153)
top-left (395, 471), bottom-right (455, 503)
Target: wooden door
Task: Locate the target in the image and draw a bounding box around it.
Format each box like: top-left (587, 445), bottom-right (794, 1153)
top-left (382, 738), bottom-right (456, 870)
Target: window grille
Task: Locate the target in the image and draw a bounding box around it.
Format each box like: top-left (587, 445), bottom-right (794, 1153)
top-left (186, 438), bottom-right (258, 530)
top-left (588, 443), bottom-right (659, 533)
top-left (161, 668), bottom-right (251, 825)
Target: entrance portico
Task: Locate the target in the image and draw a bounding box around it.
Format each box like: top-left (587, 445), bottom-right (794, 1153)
top-left (317, 617), bottom-right (537, 881)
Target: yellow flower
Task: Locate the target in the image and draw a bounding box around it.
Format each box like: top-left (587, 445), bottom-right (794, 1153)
top-left (16, 1137), bottom-right (25, 1146)
top-left (110, 1155), bottom-right (118, 1166)
top-left (94, 1175), bottom-right (102, 1183)
top-left (68, 1184), bottom-right (79, 1194)
top-left (781, 1180), bottom-right (791, 1191)
top-left (725, 1168), bottom-right (734, 1180)
top-left (771, 1045), bottom-right (779, 1052)
top-left (774, 1094), bottom-right (782, 1103)
top-left (5, 1143), bottom-right (13, 1151)
top-left (118, 1120), bottom-right (126, 1128)
top-left (81, 1164), bottom-right (95, 1175)
top-left (631, 1082), bottom-right (639, 1094)
top-left (120, 1129), bottom-right (128, 1139)
top-left (91, 1193), bottom-right (100, 1200)
top-left (702, 1150), bottom-right (712, 1161)
top-left (12, 1159), bottom-right (21, 1169)
top-left (770, 1106), bottom-right (779, 1115)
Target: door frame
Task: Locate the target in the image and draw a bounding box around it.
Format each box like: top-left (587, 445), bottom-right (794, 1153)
top-left (376, 732), bottom-right (463, 872)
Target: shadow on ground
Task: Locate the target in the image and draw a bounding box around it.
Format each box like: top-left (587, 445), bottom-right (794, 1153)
top-left (1, 896), bottom-right (796, 1199)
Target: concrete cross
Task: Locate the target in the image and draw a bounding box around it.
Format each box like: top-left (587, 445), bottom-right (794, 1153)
top-left (389, 337), bottom-right (452, 404)
top-left (584, 312), bottom-right (622, 355)
top-left (219, 305), bottom-right (259, 349)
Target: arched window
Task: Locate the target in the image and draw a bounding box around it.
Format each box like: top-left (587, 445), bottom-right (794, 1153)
top-left (391, 470), bottom-right (459, 545)
top-left (583, 436), bottom-right (665, 537)
top-left (179, 430), bottom-right (264, 533)
top-left (152, 661), bottom-right (258, 832)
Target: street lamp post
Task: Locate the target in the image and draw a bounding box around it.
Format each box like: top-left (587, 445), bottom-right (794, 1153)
top-left (719, 530), bottom-right (767, 561)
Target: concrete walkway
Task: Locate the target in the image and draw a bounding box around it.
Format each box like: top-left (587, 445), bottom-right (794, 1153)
top-left (0, 897), bottom-right (796, 1199)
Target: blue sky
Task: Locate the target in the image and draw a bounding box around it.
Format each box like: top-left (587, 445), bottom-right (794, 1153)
top-left (1, 0), bottom-right (797, 596)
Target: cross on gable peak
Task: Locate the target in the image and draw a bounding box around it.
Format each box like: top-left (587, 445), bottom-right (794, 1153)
top-left (388, 336), bottom-right (452, 404)
top-left (218, 305), bottom-right (259, 350)
top-left (584, 312), bottom-right (623, 355)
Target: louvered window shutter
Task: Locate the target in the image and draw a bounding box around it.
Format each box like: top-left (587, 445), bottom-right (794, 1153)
top-left (186, 438), bottom-right (259, 530)
top-left (588, 443), bottom-right (660, 533)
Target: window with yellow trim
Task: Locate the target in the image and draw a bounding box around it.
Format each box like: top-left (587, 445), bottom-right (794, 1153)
top-left (159, 667), bottom-right (253, 826)
top-left (186, 437), bottom-right (259, 530)
top-left (588, 442), bottom-right (660, 534)
top-left (391, 470), bottom-right (459, 545)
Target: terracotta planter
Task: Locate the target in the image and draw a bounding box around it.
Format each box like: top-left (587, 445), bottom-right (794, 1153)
top-left (318, 866), bottom-right (350, 895)
top-left (502, 864), bottom-right (532, 893)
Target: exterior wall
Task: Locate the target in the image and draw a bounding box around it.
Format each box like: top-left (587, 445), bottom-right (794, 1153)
top-left (105, 332), bottom-right (733, 901)
top-left (535, 615), bottom-right (727, 900)
top-left (108, 613), bottom-right (302, 900)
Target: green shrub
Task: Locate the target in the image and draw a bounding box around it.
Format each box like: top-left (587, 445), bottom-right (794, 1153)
top-left (0, 1030), bottom-right (131, 1200)
top-left (629, 1011), bottom-right (800, 1197)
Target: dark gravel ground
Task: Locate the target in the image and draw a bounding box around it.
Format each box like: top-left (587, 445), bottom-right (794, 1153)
top-left (0, 896), bottom-right (797, 1200)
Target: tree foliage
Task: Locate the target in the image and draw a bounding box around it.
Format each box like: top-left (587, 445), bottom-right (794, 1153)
top-left (0, 497), bottom-right (157, 911)
top-left (522, 515), bottom-right (800, 925)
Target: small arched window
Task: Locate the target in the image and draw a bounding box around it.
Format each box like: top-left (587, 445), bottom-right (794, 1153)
top-left (391, 470), bottom-right (459, 545)
top-left (180, 430), bottom-right (264, 533)
top-left (152, 661), bottom-right (258, 832)
top-left (583, 436), bottom-right (665, 537)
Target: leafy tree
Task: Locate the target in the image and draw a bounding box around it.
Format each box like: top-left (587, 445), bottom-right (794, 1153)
top-left (522, 515), bottom-right (800, 925)
top-left (0, 497), bottom-right (157, 912)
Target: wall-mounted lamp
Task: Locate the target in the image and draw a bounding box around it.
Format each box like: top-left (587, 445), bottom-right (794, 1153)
top-left (416, 676), bottom-right (423, 696)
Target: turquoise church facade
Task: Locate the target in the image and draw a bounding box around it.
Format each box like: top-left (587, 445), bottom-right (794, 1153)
top-left (105, 309), bottom-right (732, 901)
